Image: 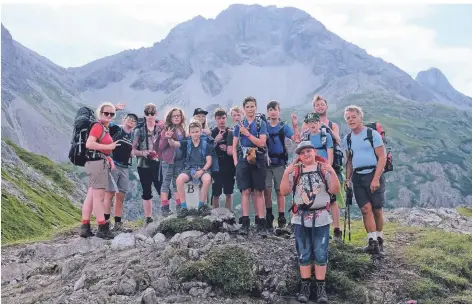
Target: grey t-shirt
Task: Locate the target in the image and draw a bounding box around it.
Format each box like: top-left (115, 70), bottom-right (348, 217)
top-left (289, 166), bottom-right (333, 228)
top-left (181, 139), bottom-right (213, 169)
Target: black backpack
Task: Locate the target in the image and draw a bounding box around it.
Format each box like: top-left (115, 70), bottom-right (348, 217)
top-left (68, 107), bottom-right (105, 166)
top-left (267, 120), bottom-right (289, 164)
top-left (109, 124), bottom-right (133, 166)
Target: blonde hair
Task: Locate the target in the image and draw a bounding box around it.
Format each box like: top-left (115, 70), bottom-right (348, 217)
top-left (230, 105), bottom-right (243, 115)
top-left (188, 120), bottom-right (202, 131)
top-left (344, 105), bottom-right (364, 119)
top-left (96, 102), bottom-right (116, 120)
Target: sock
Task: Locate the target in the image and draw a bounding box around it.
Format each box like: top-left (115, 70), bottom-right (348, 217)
top-left (377, 231), bottom-right (383, 239)
top-left (334, 227), bottom-right (341, 233)
top-left (98, 220), bottom-right (107, 225)
top-left (266, 207), bottom-right (273, 215)
top-left (279, 212), bottom-right (285, 218)
top-left (302, 277), bottom-right (311, 282)
top-left (82, 220), bottom-right (90, 225)
top-left (316, 279), bottom-right (325, 285)
top-left (367, 232), bottom-right (377, 240)
top-left (114, 216), bottom-right (122, 223)
top-left (199, 201), bottom-right (205, 208)
top-left (176, 199), bottom-right (182, 205)
top-left (181, 202), bottom-right (187, 209)
top-left (104, 214), bottom-right (110, 221)
top-left (162, 200), bottom-right (169, 206)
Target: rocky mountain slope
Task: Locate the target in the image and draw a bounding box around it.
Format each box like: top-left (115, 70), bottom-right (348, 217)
top-left (1, 25), bottom-right (84, 162)
top-left (1, 207), bottom-right (471, 304)
top-left (416, 67), bottom-right (472, 109)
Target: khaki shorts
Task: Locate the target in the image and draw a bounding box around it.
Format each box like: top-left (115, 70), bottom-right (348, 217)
top-left (85, 159), bottom-right (109, 189)
top-left (265, 165), bottom-right (285, 190)
top-left (107, 165), bottom-right (129, 193)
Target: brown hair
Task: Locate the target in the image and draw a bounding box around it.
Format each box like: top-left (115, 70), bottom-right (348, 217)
top-left (188, 121), bottom-right (202, 130)
top-left (243, 96), bottom-right (257, 107)
top-left (213, 107), bottom-right (227, 118)
top-left (144, 103), bottom-right (157, 113)
top-left (164, 107), bottom-right (186, 131)
top-left (267, 100), bottom-right (280, 111)
top-left (312, 95), bottom-right (327, 105)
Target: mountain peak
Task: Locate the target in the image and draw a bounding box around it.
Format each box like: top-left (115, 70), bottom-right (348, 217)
top-left (416, 67), bottom-right (452, 88)
top-left (1, 24), bottom-right (13, 44)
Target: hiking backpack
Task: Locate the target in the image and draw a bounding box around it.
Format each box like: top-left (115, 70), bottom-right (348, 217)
top-left (109, 124), bottom-right (133, 166)
top-left (68, 107), bottom-right (106, 166)
top-left (237, 113), bottom-right (267, 159)
top-left (346, 122), bottom-right (393, 173)
top-left (185, 135), bottom-right (218, 172)
top-left (302, 121), bottom-right (344, 174)
top-left (267, 120), bottom-right (289, 164)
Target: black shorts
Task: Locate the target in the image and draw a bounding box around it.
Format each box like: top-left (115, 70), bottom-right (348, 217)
top-left (212, 171), bottom-right (235, 197)
top-left (352, 171), bottom-right (385, 210)
top-left (236, 160), bottom-right (266, 191)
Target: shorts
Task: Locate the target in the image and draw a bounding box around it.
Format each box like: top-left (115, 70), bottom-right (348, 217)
top-left (236, 160), bottom-right (266, 191)
top-left (265, 165), bottom-right (285, 190)
top-left (161, 161), bottom-right (184, 194)
top-left (294, 224), bottom-right (330, 266)
top-left (85, 159), bottom-right (109, 189)
top-left (352, 171), bottom-right (385, 210)
top-left (180, 168), bottom-right (211, 184)
top-left (212, 171), bottom-right (235, 197)
top-left (107, 165), bottom-right (129, 193)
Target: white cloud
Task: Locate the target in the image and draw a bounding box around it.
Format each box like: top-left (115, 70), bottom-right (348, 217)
top-left (2, 1), bottom-right (471, 96)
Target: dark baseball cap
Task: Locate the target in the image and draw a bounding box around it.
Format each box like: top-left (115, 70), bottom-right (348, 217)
top-left (125, 113), bottom-right (138, 121)
top-left (193, 108), bottom-right (208, 116)
top-left (304, 112), bottom-right (320, 123)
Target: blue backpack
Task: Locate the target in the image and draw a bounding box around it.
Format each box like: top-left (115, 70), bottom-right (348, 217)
top-left (185, 134), bottom-right (219, 172)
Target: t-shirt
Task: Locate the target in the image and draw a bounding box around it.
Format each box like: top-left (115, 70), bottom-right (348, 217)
top-left (133, 125), bottom-right (162, 168)
top-left (89, 123), bottom-right (113, 155)
top-left (211, 127), bottom-right (235, 173)
top-left (342, 127), bottom-right (385, 174)
top-left (233, 118), bottom-right (268, 162)
top-left (304, 131), bottom-right (333, 161)
top-left (289, 167), bottom-right (333, 228)
top-left (109, 123), bottom-right (134, 167)
top-left (181, 139), bottom-right (213, 169)
top-left (266, 121), bottom-right (294, 166)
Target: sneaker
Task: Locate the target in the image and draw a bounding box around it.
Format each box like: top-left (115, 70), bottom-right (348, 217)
top-left (364, 238), bottom-right (381, 255)
top-left (334, 228), bottom-right (342, 242)
top-left (377, 237), bottom-right (385, 255)
top-left (239, 217), bottom-right (250, 235)
top-left (198, 205), bottom-right (211, 216)
top-left (277, 215), bottom-right (287, 228)
top-left (257, 218), bottom-right (268, 238)
top-left (316, 281), bottom-right (328, 304)
top-left (161, 205), bottom-right (171, 217)
top-left (96, 222), bottom-right (115, 240)
top-left (177, 208), bottom-right (189, 218)
top-left (266, 213), bottom-right (274, 229)
top-left (297, 281), bottom-right (311, 303)
top-left (79, 223), bottom-right (94, 238)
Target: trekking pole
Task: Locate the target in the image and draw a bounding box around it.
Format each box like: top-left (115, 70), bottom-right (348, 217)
top-left (346, 187), bottom-right (353, 242)
top-left (343, 204), bottom-right (347, 243)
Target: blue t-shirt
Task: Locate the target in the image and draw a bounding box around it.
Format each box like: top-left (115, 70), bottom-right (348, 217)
top-left (307, 132), bottom-right (333, 161)
top-left (342, 127), bottom-right (385, 174)
top-left (233, 118), bottom-right (268, 161)
top-left (266, 121), bottom-right (294, 166)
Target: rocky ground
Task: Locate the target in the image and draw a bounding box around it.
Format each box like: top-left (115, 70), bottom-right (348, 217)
top-left (2, 208), bottom-right (471, 304)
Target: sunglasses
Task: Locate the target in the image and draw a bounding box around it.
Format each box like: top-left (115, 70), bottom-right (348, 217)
top-left (102, 111), bottom-right (115, 117)
top-left (145, 112), bottom-right (156, 116)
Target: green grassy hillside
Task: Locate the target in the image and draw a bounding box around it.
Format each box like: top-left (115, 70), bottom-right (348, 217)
top-left (1, 140), bottom-right (81, 244)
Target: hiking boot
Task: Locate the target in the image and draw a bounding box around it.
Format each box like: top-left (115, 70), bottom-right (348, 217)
top-left (80, 223), bottom-right (94, 238)
top-left (297, 281), bottom-right (311, 303)
top-left (316, 281), bottom-right (328, 304)
top-left (364, 238), bottom-right (381, 255)
top-left (113, 221), bottom-right (124, 232)
top-left (377, 237), bottom-right (385, 255)
top-left (278, 215), bottom-right (287, 228)
top-left (239, 217), bottom-right (243, 225)
top-left (198, 205), bottom-right (211, 216)
top-left (145, 217), bottom-right (154, 225)
top-left (177, 208), bottom-right (189, 218)
top-left (161, 205), bottom-right (171, 217)
top-left (266, 213), bottom-right (274, 229)
top-left (254, 216), bottom-right (260, 226)
top-left (239, 217), bottom-right (250, 235)
top-left (257, 218), bottom-right (268, 238)
top-left (96, 222), bottom-right (115, 240)
top-left (334, 228), bottom-right (342, 242)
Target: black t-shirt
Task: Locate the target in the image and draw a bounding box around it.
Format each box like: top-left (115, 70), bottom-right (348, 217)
top-left (211, 127), bottom-right (235, 173)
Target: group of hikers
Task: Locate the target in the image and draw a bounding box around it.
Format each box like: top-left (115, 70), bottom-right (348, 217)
top-left (72, 95), bottom-right (390, 303)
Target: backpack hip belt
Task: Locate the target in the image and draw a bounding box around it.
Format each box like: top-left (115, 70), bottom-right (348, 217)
top-left (353, 165), bottom-right (377, 173)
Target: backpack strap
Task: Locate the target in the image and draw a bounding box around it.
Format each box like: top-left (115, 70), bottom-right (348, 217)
top-left (201, 138), bottom-right (207, 162)
top-left (317, 162), bottom-right (330, 194)
top-left (347, 132), bottom-right (353, 160)
top-left (328, 121), bottom-right (333, 130)
top-left (365, 127), bottom-right (378, 161)
top-left (320, 127), bottom-right (327, 150)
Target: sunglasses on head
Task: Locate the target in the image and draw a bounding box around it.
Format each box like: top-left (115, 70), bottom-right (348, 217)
top-left (145, 111), bottom-right (156, 116)
top-left (102, 111), bottom-right (115, 117)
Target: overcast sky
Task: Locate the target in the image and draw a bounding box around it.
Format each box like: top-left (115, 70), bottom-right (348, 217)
top-left (2, 0), bottom-right (472, 96)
